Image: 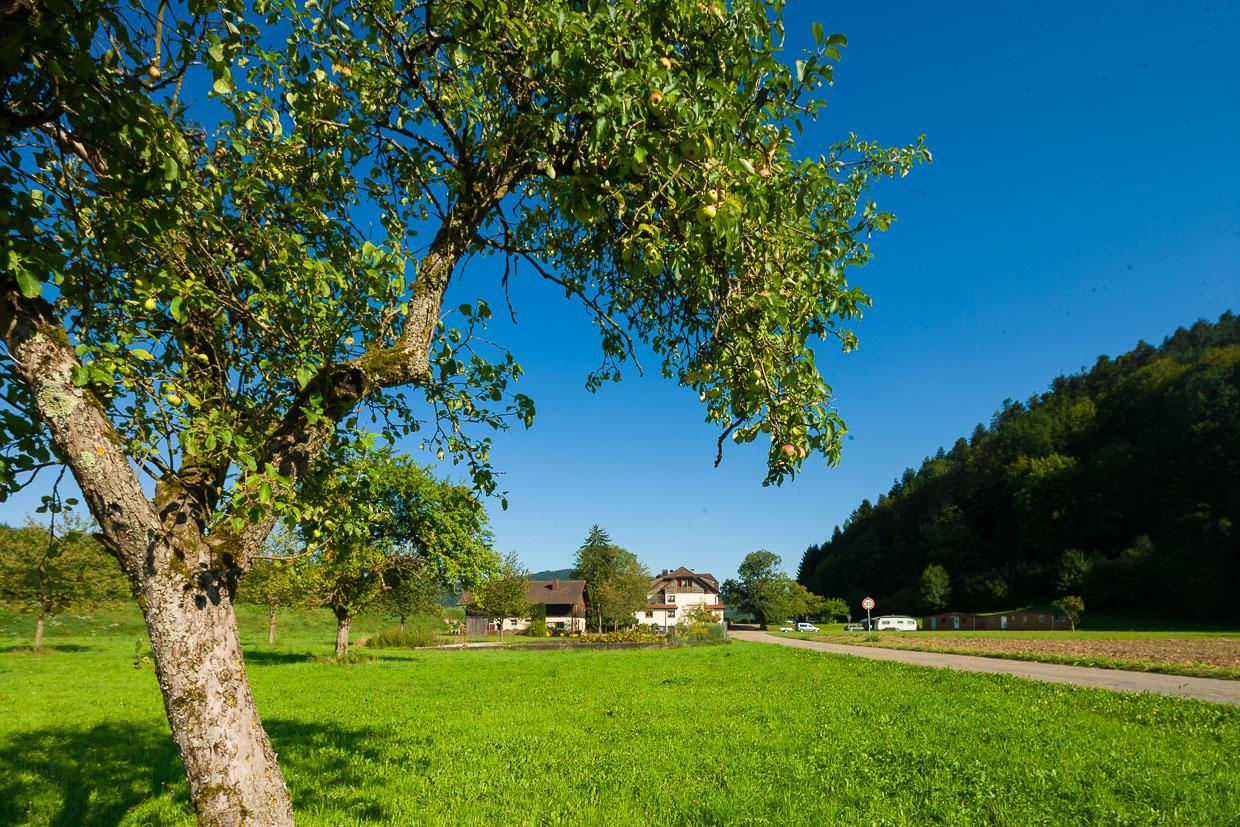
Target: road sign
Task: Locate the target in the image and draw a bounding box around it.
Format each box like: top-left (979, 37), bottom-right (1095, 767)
top-left (861, 597), bottom-right (875, 610)
top-left (861, 596), bottom-right (875, 631)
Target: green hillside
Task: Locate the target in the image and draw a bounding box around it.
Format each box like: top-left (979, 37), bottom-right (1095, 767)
top-left (798, 311), bottom-right (1240, 621)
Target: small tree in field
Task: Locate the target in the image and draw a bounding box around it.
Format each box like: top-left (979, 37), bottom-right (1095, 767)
top-left (381, 558), bottom-right (444, 630)
top-left (2, 0), bottom-right (925, 817)
top-left (303, 448), bottom-right (496, 658)
top-left (730, 551), bottom-right (791, 629)
top-left (1052, 595), bottom-right (1085, 631)
top-left (238, 541), bottom-right (319, 646)
top-left (472, 553), bottom-right (531, 642)
top-left (0, 516), bottom-right (125, 650)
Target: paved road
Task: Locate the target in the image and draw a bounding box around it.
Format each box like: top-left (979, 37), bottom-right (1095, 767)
top-left (729, 630), bottom-right (1240, 706)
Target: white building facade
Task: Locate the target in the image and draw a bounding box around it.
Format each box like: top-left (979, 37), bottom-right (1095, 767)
top-left (636, 566), bottom-right (725, 630)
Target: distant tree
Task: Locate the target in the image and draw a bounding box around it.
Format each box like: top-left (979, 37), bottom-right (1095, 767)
top-left (918, 564), bottom-right (952, 612)
top-left (732, 550), bottom-right (792, 629)
top-left (238, 531), bottom-right (320, 645)
top-left (595, 556), bottom-right (650, 630)
top-left (821, 597), bottom-right (851, 622)
top-left (574, 527), bottom-right (643, 630)
top-left (472, 552), bottom-right (531, 642)
top-left (1052, 595), bottom-right (1085, 631)
top-left (786, 581), bottom-right (826, 621)
top-left (380, 558), bottom-right (445, 630)
top-left (301, 448), bottom-right (496, 658)
top-left (0, 516), bottom-right (126, 650)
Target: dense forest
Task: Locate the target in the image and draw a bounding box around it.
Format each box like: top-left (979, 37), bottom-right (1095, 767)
top-left (798, 312), bottom-right (1240, 621)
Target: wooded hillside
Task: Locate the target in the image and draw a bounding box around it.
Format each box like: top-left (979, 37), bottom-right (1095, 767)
top-left (798, 312), bottom-right (1240, 621)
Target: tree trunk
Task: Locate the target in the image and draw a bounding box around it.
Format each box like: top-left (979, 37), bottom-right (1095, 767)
top-left (33, 609), bottom-right (46, 651)
top-left (143, 573), bottom-right (294, 826)
top-left (399, 613), bottom-right (405, 631)
top-left (1, 290), bottom-right (296, 825)
top-left (335, 613), bottom-right (350, 659)
top-left (267, 606), bottom-right (277, 645)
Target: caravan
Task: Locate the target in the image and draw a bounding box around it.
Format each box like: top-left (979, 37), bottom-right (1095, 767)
top-left (873, 615), bottom-right (918, 632)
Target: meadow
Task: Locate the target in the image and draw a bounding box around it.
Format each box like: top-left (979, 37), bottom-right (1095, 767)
top-left (2, 604), bottom-right (1239, 825)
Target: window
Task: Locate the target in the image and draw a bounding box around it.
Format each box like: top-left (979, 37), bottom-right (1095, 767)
top-left (1038, 614), bottom-right (1045, 623)
top-left (667, 594), bottom-right (675, 603)
top-left (645, 611), bottom-right (653, 619)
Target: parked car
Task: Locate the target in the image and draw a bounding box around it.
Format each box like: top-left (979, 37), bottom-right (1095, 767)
top-left (845, 623), bottom-right (863, 632)
top-left (778, 624), bottom-right (794, 632)
top-left (795, 622), bottom-right (819, 633)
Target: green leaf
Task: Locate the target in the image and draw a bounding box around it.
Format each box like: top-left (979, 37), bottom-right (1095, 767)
top-left (14, 269), bottom-right (42, 299)
top-left (213, 72), bottom-right (235, 95)
top-left (812, 22), bottom-right (824, 45)
top-left (826, 33), bottom-right (848, 48)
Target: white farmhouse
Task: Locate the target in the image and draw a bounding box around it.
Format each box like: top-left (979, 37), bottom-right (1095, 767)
top-left (636, 566), bottom-right (725, 630)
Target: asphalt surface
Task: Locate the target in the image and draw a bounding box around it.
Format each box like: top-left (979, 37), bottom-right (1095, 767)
top-left (729, 630), bottom-right (1240, 706)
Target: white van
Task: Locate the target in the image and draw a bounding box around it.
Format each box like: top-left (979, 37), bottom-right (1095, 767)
top-left (873, 615), bottom-right (918, 631)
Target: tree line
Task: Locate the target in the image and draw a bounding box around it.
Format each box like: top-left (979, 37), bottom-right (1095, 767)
top-left (798, 312), bottom-right (1240, 621)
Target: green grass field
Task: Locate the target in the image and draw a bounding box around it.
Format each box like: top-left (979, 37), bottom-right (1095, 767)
top-left (1, 604), bottom-right (1238, 825)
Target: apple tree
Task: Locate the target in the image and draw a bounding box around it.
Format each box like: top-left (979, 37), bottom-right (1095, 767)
top-left (1, 0), bottom-right (926, 821)
top-left (300, 447), bottom-right (495, 658)
top-left (236, 529), bottom-right (320, 645)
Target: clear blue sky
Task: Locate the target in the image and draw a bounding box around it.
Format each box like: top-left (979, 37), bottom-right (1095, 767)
top-left (3, 1), bottom-right (1237, 583)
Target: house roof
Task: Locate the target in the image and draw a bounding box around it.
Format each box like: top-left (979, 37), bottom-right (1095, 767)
top-left (525, 579), bottom-right (586, 605)
top-left (459, 579), bottom-right (586, 608)
top-left (649, 566), bottom-right (720, 592)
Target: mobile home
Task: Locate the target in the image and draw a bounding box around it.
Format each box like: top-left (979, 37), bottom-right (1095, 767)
top-left (873, 615), bottom-right (918, 631)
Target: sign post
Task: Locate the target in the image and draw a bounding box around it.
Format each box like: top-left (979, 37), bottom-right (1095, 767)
top-left (861, 596), bottom-right (875, 631)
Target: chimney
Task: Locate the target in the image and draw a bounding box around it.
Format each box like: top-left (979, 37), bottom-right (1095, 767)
top-left (550, 578), bottom-right (559, 589)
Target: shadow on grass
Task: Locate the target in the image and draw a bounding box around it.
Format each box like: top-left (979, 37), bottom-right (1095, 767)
top-left (0, 718), bottom-right (392, 825)
top-left (0, 643), bottom-right (94, 655)
top-left (242, 649), bottom-right (320, 666)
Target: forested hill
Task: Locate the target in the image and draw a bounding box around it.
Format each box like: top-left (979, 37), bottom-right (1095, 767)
top-left (797, 312), bottom-right (1240, 621)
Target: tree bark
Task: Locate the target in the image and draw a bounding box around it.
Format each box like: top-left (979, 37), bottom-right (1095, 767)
top-left (33, 609), bottom-right (46, 651)
top-left (143, 572), bottom-right (294, 826)
top-left (335, 612), bottom-right (350, 659)
top-left (268, 607), bottom-right (277, 645)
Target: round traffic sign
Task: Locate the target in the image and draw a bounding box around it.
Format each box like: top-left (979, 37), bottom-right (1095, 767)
top-left (861, 597), bottom-right (875, 611)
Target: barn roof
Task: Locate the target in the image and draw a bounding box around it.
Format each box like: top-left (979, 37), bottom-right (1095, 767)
top-left (459, 579), bottom-right (586, 607)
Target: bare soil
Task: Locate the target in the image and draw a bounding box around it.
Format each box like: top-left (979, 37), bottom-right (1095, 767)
top-left (829, 635), bottom-right (1240, 669)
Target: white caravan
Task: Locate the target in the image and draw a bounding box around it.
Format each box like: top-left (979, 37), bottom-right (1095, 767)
top-left (873, 615), bottom-right (918, 631)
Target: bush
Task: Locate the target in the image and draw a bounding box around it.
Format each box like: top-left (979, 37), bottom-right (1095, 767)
top-left (365, 625), bottom-right (441, 649)
top-left (673, 622), bottom-right (727, 645)
top-left (522, 619), bottom-right (550, 637)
